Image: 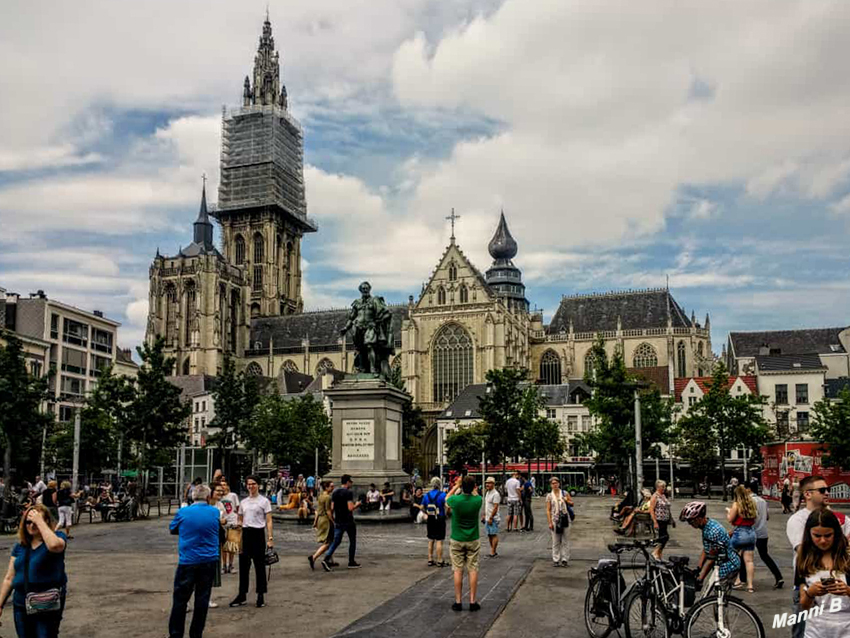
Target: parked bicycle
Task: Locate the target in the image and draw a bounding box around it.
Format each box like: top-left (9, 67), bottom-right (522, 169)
top-left (626, 547), bottom-right (765, 638)
top-left (584, 538), bottom-right (657, 638)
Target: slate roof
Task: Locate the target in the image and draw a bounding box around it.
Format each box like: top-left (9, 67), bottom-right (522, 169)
top-left (116, 348), bottom-right (138, 367)
top-left (673, 375), bottom-right (758, 402)
top-left (547, 289), bottom-right (691, 334)
top-left (250, 304), bottom-right (409, 350)
top-left (439, 381), bottom-right (588, 420)
top-left (729, 328), bottom-right (847, 357)
top-left (302, 369), bottom-right (346, 395)
top-left (168, 374), bottom-right (219, 403)
top-left (826, 378), bottom-right (850, 399)
top-left (278, 369), bottom-right (314, 394)
top-left (755, 354), bottom-right (828, 372)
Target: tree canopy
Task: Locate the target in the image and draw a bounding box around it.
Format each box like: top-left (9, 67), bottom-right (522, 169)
top-left (811, 386), bottom-right (850, 470)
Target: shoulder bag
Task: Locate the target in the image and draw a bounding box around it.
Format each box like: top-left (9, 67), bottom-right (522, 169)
top-left (24, 546), bottom-right (62, 615)
top-left (554, 493), bottom-right (570, 533)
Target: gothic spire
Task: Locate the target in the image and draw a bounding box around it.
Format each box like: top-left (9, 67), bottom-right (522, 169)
top-left (488, 209), bottom-right (518, 260)
top-left (244, 14), bottom-right (284, 107)
top-left (193, 177), bottom-right (214, 249)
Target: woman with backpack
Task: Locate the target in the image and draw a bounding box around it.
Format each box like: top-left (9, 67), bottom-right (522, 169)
top-left (546, 477), bottom-right (573, 568)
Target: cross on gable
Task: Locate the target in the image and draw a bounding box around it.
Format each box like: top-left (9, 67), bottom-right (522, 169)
top-left (445, 208), bottom-right (461, 241)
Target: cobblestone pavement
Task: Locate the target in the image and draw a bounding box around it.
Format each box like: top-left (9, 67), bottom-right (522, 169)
top-left (0, 495), bottom-right (811, 637)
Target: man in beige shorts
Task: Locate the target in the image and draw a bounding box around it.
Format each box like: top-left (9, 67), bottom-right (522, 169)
top-left (446, 476), bottom-right (483, 611)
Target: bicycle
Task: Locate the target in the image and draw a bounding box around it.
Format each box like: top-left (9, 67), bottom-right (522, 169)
top-left (584, 539), bottom-right (657, 638)
top-left (625, 548), bottom-right (765, 638)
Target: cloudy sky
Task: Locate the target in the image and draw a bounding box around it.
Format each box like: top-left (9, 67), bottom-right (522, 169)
top-left (2, 0), bottom-right (849, 352)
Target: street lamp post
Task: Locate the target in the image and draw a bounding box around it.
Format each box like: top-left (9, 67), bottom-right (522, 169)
top-left (71, 409), bottom-right (81, 518)
top-left (634, 389), bottom-right (644, 491)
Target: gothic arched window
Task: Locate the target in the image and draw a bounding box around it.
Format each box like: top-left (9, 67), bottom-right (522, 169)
top-left (184, 281), bottom-right (196, 346)
top-left (432, 324), bottom-right (473, 403)
top-left (164, 284), bottom-right (178, 344)
top-left (459, 284), bottom-right (469, 303)
top-left (182, 358), bottom-right (190, 375)
top-left (539, 350), bottom-right (562, 385)
top-left (677, 341), bottom-right (687, 378)
top-left (234, 234), bottom-right (246, 265)
top-left (253, 232), bottom-right (264, 263)
top-left (437, 286), bottom-right (446, 305)
top-left (584, 351), bottom-right (596, 377)
top-left (253, 266), bottom-right (263, 292)
top-left (632, 342), bottom-right (658, 368)
top-left (282, 360), bottom-right (298, 373)
top-left (448, 263), bottom-right (458, 281)
top-left (245, 362), bottom-right (263, 377)
top-left (229, 290), bottom-right (239, 353)
top-left (250, 302), bottom-right (261, 319)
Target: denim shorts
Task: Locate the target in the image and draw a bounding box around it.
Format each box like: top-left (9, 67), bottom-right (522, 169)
top-left (485, 516), bottom-right (500, 536)
top-left (731, 526), bottom-right (756, 551)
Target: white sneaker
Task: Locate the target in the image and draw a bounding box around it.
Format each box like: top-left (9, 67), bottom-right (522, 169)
top-left (209, 601), bottom-right (218, 608)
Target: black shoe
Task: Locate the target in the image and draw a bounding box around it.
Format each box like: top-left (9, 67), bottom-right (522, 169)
top-left (256, 595), bottom-right (265, 608)
top-left (774, 580), bottom-right (785, 590)
top-left (470, 602), bottom-right (481, 612)
top-left (328, 560), bottom-right (340, 567)
top-left (452, 603), bottom-right (463, 612)
top-left (321, 559), bottom-right (332, 572)
top-left (308, 555), bottom-right (315, 571)
top-left (229, 596), bottom-right (247, 607)
top-left (348, 562), bottom-right (361, 569)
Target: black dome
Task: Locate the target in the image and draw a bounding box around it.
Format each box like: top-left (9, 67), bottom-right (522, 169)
top-left (488, 211), bottom-right (518, 260)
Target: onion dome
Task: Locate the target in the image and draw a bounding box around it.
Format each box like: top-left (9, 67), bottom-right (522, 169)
top-left (488, 211), bottom-right (518, 260)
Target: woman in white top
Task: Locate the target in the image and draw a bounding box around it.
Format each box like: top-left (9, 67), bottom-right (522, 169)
top-left (546, 477), bottom-right (574, 568)
top-left (798, 508), bottom-right (850, 638)
top-left (229, 475), bottom-right (273, 609)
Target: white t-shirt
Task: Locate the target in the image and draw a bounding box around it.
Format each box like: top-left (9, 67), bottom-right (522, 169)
top-left (803, 571), bottom-right (850, 638)
top-left (367, 489), bottom-right (381, 503)
top-left (505, 477), bottom-right (521, 501)
top-left (239, 494), bottom-right (271, 529)
top-left (787, 507), bottom-right (850, 551)
top-left (34, 480), bottom-right (46, 494)
top-left (485, 489), bottom-right (501, 519)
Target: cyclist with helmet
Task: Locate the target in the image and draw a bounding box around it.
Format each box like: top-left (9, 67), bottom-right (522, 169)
top-left (680, 501), bottom-right (741, 585)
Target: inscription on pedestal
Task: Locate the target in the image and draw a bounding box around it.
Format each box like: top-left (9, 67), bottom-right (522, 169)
top-left (342, 419), bottom-right (375, 461)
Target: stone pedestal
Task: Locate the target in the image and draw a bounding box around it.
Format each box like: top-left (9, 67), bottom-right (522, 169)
top-left (324, 375), bottom-right (410, 498)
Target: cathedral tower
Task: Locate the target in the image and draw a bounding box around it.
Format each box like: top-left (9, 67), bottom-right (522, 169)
top-left (215, 15), bottom-right (317, 319)
top-left (146, 182), bottom-right (250, 376)
top-left (485, 212), bottom-right (529, 313)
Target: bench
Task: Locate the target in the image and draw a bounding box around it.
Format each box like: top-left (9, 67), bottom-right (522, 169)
top-left (629, 512), bottom-right (657, 538)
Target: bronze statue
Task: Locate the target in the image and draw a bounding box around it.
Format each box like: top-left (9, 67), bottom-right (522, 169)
top-left (340, 281), bottom-right (394, 378)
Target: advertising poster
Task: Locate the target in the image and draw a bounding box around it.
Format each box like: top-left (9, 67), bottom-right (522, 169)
top-left (761, 442), bottom-right (850, 503)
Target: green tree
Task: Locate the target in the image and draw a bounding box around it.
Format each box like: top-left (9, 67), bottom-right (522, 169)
top-left (445, 422), bottom-right (486, 471)
top-left (673, 362), bottom-right (770, 500)
top-left (478, 367), bottom-right (528, 480)
top-left (126, 337), bottom-right (191, 486)
top-left (0, 332), bottom-right (52, 500)
top-left (672, 406), bottom-right (719, 497)
top-left (251, 393), bottom-right (332, 476)
top-left (515, 384), bottom-right (566, 478)
top-left (51, 366), bottom-right (134, 476)
top-left (207, 353), bottom-right (245, 477)
top-left (576, 337), bottom-right (672, 489)
top-left (811, 387), bottom-right (850, 470)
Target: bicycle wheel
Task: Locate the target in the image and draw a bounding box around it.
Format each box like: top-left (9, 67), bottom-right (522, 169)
top-left (684, 595), bottom-right (765, 638)
top-left (584, 576), bottom-right (616, 638)
top-left (624, 589), bottom-right (669, 638)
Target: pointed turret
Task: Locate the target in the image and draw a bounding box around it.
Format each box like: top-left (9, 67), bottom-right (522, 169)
top-left (705, 313), bottom-right (711, 330)
top-left (251, 13), bottom-right (283, 106)
top-left (193, 180), bottom-right (214, 249)
top-left (488, 210), bottom-right (518, 260)
top-left (484, 210), bottom-right (528, 313)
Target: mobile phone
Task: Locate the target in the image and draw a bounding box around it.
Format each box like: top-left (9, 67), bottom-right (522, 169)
top-left (821, 577), bottom-right (836, 586)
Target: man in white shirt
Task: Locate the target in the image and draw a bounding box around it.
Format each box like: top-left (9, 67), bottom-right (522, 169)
top-left (33, 475), bottom-right (46, 495)
top-left (504, 472), bottom-right (521, 532)
top-left (482, 477), bottom-right (501, 557)
top-left (785, 475), bottom-right (850, 638)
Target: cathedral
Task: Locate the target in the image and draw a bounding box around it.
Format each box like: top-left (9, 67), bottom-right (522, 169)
top-left (146, 16), bottom-right (714, 425)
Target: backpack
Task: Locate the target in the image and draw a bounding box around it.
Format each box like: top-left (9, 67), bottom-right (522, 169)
top-left (423, 489), bottom-right (444, 517)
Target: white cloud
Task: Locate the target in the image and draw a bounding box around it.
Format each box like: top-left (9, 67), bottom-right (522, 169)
top-left (688, 199), bottom-right (719, 220)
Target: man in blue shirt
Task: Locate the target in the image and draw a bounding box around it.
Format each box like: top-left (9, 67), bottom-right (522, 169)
top-left (679, 501), bottom-right (741, 584)
top-left (168, 484), bottom-right (221, 638)
top-left (421, 477), bottom-right (448, 566)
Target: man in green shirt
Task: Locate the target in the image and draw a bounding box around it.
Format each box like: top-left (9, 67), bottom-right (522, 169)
top-left (446, 475), bottom-right (483, 611)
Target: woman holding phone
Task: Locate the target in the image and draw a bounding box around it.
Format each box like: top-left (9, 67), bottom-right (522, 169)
top-left (797, 507), bottom-right (850, 637)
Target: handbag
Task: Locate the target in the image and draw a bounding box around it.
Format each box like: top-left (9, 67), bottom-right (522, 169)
top-left (24, 546), bottom-right (62, 615)
top-left (554, 493), bottom-right (570, 533)
top-left (264, 547), bottom-right (279, 566)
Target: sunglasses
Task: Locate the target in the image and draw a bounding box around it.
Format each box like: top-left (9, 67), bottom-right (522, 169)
top-left (806, 487), bottom-right (829, 495)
